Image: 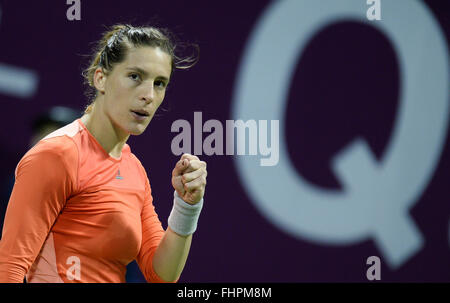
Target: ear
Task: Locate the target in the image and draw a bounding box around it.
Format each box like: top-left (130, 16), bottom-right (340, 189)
top-left (93, 67), bottom-right (107, 94)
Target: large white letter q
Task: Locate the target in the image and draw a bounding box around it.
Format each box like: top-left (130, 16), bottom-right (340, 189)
top-left (231, 0), bottom-right (449, 269)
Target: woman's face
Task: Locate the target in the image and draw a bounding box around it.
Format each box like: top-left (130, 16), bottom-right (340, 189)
top-left (97, 46), bottom-right (172, 136)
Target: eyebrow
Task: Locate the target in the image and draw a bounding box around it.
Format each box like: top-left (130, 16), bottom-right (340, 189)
top-left (125, 66), bottom-right (170, 82)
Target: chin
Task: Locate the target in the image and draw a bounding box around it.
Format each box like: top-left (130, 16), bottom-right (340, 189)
top-left (129, 125), bottom-right (148, 136)
top-left (129, 129), bottom-right (144, 136)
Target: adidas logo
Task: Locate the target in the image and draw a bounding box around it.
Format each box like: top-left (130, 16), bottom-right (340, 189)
top-left (115, 169), bottom-right (124, 180)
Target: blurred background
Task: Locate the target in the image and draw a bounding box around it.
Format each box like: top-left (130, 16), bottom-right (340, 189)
top-left (0, 0), bottom-right (448, 282)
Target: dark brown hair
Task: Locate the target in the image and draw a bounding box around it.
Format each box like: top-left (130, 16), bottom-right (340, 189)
top-left (82, 24), bottom-right (198, 113)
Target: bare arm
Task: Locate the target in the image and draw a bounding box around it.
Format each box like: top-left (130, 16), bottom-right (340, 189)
top-left (152, 153), bottom-right (207, 282)
top-left (152, 227), bottom-right (192, 282)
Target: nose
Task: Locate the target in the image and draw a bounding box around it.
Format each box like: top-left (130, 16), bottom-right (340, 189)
top-left (141, 83), bottom-right (155, 103)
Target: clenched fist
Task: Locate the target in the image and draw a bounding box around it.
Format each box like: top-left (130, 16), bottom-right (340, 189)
top-left (172, 153), bottom-right (207, 205)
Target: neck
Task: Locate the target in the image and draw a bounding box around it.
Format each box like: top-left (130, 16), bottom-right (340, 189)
top-left (80, 101), bottom-right (129, 159)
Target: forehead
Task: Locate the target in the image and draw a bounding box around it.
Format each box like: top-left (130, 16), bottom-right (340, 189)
top-left (119, 46), bottom-right (172, 79)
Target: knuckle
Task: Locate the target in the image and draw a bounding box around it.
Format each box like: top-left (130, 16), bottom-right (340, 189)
top-left (183, 153), bottom-right (198, 161)
top-left (181, 154), bottom-right (190, 161)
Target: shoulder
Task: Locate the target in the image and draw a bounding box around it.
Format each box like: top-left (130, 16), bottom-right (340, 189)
top-left (13, 137), bottom-right (79, 192)
top-left (17, 132), bottom-right (79, 177)
top-left (126, 150), bottom-right (152, 194)
top-left (128, 150), bottom-right (148, 179)
top-left (31, 119), bottom-right (81, 160)
top-left (29, 134), bottom-right (78, 161)
top-left (24, 119), bottom-right (80, 161)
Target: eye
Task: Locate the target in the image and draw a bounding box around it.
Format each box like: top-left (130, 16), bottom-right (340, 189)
top-left (129, 73), bottom-right (141, 82)
top-left (154, 80), bottom-right (167, 89)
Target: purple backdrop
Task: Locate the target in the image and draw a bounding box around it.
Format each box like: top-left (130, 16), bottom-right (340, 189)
top-left (0, 0), bottom-right (449, 282)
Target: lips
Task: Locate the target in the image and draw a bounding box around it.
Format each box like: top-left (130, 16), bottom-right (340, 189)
top-left (131, 109), bottom-right (149, 117)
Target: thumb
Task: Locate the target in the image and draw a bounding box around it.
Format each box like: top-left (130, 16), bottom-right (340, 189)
top-left (172, 158), bottom-right (189, 177)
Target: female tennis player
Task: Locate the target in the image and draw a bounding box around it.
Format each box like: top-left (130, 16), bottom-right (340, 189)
top-left (0, 24), bottom-right (207, 283)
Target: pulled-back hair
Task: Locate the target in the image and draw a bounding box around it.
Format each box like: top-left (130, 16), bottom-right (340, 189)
top-left (82, 24), bottom-right (198, 113)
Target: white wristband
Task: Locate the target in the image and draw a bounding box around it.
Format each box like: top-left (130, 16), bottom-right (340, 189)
top-left (168, 191), bottom-right (204, 236)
